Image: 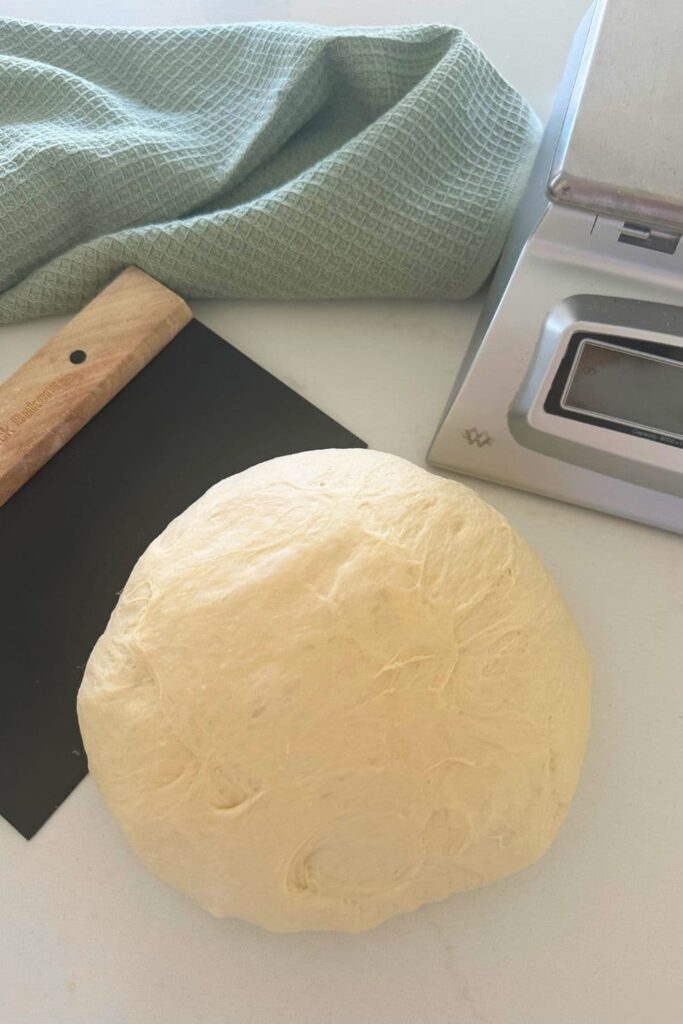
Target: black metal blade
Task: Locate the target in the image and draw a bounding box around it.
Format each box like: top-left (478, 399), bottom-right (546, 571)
top-left (0, 320), bottom-right (365, 838)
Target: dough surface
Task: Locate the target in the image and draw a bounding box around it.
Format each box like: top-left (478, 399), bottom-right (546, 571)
top-left (78, 449), bottom-right (591, 932)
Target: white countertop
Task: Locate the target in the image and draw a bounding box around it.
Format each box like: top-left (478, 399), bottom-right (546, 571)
top-left (1, 2), bottom-right (682, 1023)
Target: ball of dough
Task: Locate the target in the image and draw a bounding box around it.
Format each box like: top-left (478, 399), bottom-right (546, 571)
top-left (78, 449), bottom-right (590, 932)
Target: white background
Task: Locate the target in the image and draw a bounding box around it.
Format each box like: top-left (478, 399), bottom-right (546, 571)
top-left (1, 2), bottom-right (682, 1023)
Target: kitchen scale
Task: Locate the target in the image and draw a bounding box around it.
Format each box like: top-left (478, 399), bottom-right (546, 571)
top-left (429, 0), bottom-right (683, 533)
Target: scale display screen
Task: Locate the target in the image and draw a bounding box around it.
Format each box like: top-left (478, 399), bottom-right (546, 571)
top-left (507, 297), bottom-right (683, 517)
top-left (562, 339), bottom-right (683, 437)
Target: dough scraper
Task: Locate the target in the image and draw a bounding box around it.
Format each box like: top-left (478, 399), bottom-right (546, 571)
top-left (0, 268), bottom-right (364, 838)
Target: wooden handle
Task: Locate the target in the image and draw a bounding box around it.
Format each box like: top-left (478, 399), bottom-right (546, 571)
top-left (0, 267), bottom-right (191, 508)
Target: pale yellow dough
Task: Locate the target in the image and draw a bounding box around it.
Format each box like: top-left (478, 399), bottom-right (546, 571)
top-left (78, 449), bottom-right (591, 932)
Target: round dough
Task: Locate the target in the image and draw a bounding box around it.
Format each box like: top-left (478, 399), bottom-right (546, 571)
top-left (78, 449), bottom-right (590, 932)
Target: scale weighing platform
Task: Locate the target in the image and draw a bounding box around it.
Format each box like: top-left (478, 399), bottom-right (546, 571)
top-left (429, 0), bottom-right (683, 534)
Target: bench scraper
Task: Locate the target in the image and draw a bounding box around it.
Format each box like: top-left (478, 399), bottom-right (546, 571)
top-left (0, 268), bottom-right (364, 838)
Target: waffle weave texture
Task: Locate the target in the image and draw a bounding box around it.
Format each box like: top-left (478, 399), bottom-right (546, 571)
top-left (0, 18), bottom-right (540, 322)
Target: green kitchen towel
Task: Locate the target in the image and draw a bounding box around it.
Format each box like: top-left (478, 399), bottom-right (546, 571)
top-left (0, 18), bottom-right (540, 323)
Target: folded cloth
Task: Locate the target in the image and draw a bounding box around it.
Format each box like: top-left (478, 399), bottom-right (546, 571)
top-left (0, 18), bottom-right (540, 323)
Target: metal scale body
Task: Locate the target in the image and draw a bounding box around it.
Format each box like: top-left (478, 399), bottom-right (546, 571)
top-left (429, 0), bottom-right (683, 533)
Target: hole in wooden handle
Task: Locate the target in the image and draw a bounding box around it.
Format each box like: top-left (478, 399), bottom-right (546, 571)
top-left (69, 350), bottom-right (87, 364)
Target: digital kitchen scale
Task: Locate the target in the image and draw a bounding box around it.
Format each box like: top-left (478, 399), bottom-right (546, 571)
top-left (429, 0), bottom-right (683, 533)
